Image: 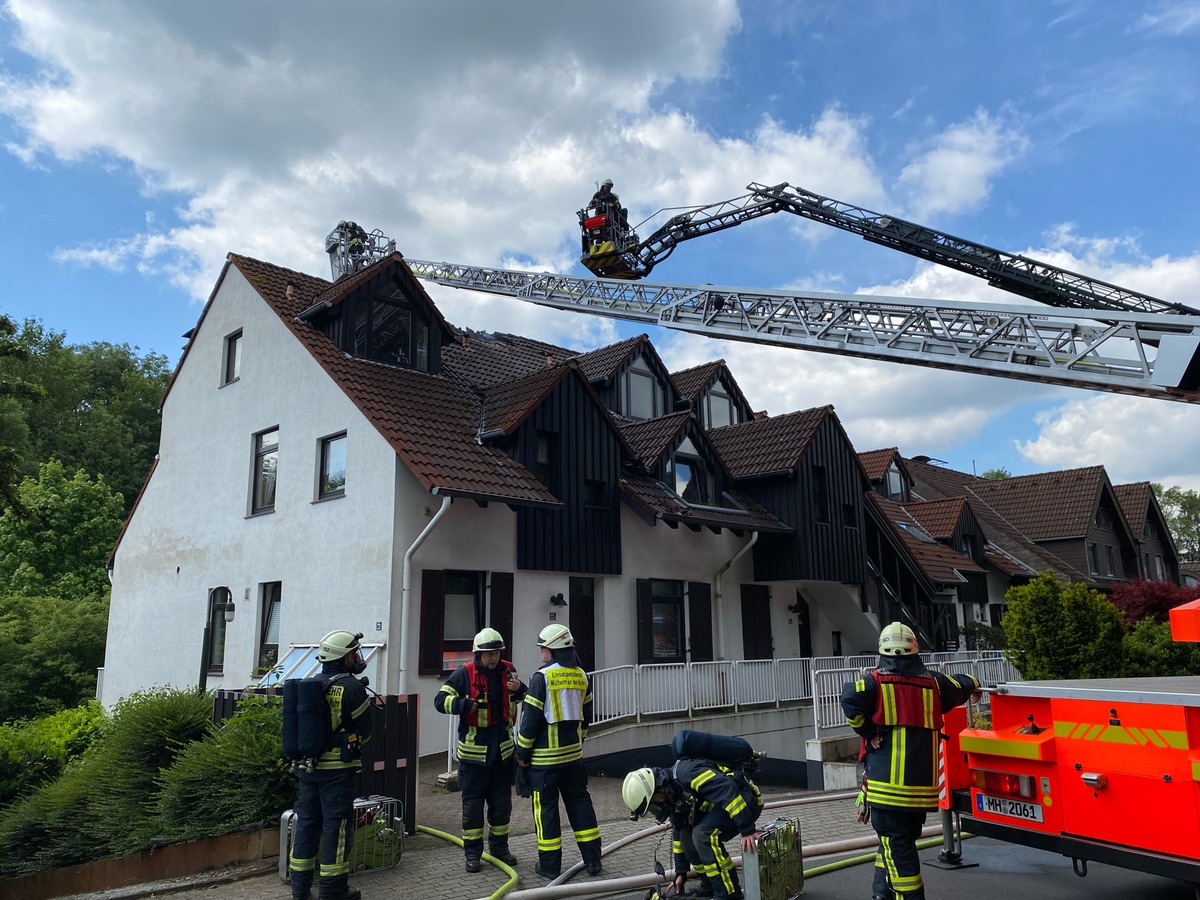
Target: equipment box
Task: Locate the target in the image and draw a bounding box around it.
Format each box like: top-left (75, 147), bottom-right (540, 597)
top-left (743, 817), bottom-right (803, 900)
top-left (279, 795), bottom-right (404, 882)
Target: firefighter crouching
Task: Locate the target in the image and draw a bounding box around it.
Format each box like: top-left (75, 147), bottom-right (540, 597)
top-left (515, 623), bottom-right (603, 879)
top-left (623, 761), bottom-right (762, 900)
top-left (289, 630), bottom-right (373, 900)
top-left (840, 622), bottom-right (981, 900)
top-left (434, 627), bottom-right (525, 873)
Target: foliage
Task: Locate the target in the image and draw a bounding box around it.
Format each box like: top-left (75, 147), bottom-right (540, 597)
top-left (0, 593), bottom-right (110, 723)
top-left (0, 314), bottom-right (36, 513)
top-left (0, 759), bottom-right (99, 876)
top-left (961, 619), bottom-right (1007, 650)
top-left (155, 695), bottom-right (293, 842)
top-left (980, 467), bottom-right (1011, 480)
top-left (0, 702), bottom-right (104, 808)
top-left (1121, 618), bottom-right (1200, 678)
top-left (1154, 483), bottom-right (1200, 563)
top-left (0, 461), bottom-right (125, 598)
top-left (1108, 579), bottom-right (1200, 626)
top-left (1002, 571), bottom-right (1125, 680)
top-left (0, 319), bottom-right (169, 514)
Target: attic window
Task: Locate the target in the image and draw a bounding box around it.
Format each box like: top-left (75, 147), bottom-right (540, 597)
top-left (352, 279), bottom-right (430, 370)
top-left (623, 355), bottom-right (663, 420)
top-left (896, 520), bottom-right (935, 543)
top-left (705, 388), bottom-right (735, 429)
top-left (670, 436), bottom-right (715, 505)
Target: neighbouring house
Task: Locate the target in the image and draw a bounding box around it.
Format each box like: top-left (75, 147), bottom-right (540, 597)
top-left (1113, 481), bottom-right (1181, 583)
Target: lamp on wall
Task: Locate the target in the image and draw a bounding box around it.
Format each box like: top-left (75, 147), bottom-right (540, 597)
top-left (549, 593), bottom-right (567, 607)
top-left (224, 599), bottom-right (236, 623)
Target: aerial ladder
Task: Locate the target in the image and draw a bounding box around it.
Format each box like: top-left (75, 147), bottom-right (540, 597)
top-left (405, 181), bottom-right (1200, 404)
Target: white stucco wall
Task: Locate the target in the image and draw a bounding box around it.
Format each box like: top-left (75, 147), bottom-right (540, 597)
top-left (104, 267), bottom-right (399, 704)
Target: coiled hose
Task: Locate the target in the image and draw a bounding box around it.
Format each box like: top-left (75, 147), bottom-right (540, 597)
top-left (415, 824), bottom-right (519, 900)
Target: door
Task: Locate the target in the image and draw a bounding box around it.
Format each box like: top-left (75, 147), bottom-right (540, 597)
top-left (792, 591), bottom-right (813, 658)
top-left (569, 576), bottom-right (596, 673)
top-left (740, 584), bottom-right (773, 660)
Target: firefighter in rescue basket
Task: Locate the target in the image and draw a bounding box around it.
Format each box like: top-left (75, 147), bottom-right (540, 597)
top-left (434, 627), bottom-right (525, 873)
top-left (840, 622), bottom-right (980, 900)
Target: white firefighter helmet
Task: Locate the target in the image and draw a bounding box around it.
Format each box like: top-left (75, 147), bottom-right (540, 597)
top-left (602, 178), bottom-right (614, 187)
top-left (622, 767), bottom-right (658, 819)
top-left (537, 623), bottom-right (574, 649)
top-left (473, 627), bottom-right (506, 652)
top-left (878, 622), bottom-right (919, 656)
top-left (318, 629), bottom-right (362, 662)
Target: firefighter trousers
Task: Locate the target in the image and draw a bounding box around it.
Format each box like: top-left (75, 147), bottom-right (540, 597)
top-left (871, 805), bottom-right (927, 899)
top-left (684, 810), bottom-right (743, 900)
top-left (529, 763), bottom-right (601, 875)
top-left (458, 757), bottom-right (515, 860)
top-left (289, 767), bottom-right (358, 900)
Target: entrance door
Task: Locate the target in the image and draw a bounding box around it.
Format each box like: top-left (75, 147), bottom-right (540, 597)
top-left (569, 576), bottom-right (596, 673)
top-left (792, 591), bottom-right (813, 658)
top-left (740, 584), bottom-right (773, 660)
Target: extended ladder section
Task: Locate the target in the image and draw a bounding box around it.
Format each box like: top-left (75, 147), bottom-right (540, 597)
top-left (406, 260), bottom-right (1200, 404)
top-left (625, 182), bottom-right (1200, 319)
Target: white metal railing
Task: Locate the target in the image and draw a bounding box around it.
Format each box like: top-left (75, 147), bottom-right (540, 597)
top-left (813, 666), bottom-right (865, 737)
top-left (690, 660), bottom-right (734, 711)
top-left (590, 665), bottom-right (637, 726)
top-left (733, 659), bottom-right (777, 706)
top-left (639, 663), bottom-right (690, 716)
top-left (776, 657), bottom-right (812, 702)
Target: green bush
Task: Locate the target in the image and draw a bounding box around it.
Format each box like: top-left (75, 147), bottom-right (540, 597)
top-left (1003, 572), bottom-right (1125, 680)
top-left (155, 695), bottom-right (293, 842)
top-left (0, 760), bottom-right (99, 876)
top-left (0, 702), bottom-right (103, 808)
top-left (1122, 618), bottom-right (1200, 677)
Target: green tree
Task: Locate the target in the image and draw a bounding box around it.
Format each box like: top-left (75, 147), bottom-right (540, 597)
top-left (0, 313), bottom-right (38, 513)
top-left (1002, 571), bottom-right (1125, 679)
top-left (981, 467), bottom-right (1011, 480)
top-left (0, 460), bottom-right (125, 598)
top-left (1154, 483), bottom-right (1200, 563)
top-left (0, 319), bottom-right (169, 513)
top-left (0, 594), bottom-right (109, 722)
top-left (1122, 617), bottom-right (1200, 678)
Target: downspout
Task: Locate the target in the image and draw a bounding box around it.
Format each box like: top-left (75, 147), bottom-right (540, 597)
top-left (398, 494), bottom-right (453, 695)
top-left (714, 530), bottom-right (759, 659)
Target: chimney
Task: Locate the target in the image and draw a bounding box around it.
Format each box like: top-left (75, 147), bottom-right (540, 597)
top-left (546, 355), bottom-right (554, 367)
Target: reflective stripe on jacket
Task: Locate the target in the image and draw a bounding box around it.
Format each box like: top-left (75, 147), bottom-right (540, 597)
top-left (515, 661), bottom-right (592, 767)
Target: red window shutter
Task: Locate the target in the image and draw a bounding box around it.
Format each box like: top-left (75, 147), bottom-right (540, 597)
top-left (636, 579), bottom-right (653, 664)
top-left (419, 569), bottom-right (445, 676)
top-left (688, 582), bottom-right (713, 662)
top-left (490, 571), bottom-right (514, 651)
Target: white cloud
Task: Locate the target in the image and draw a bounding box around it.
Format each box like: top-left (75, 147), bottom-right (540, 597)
top-left (1133, 2), bottom-right (1200, 36)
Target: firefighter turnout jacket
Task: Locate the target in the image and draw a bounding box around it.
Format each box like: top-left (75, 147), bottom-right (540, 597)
top-left (516, 658), bottom-right (592, 766)
top-left (435, 658), bottom-right (524, 765)
top-left (316, 669), bottom-right (372, 770)
top-left (840, 658), bottom-right (979, 809)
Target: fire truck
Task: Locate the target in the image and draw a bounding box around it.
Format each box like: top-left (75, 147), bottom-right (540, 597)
top-left (938, 601), bottom-right (1200, 888)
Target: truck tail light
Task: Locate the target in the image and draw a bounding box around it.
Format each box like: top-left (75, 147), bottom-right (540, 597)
top-left (971, 768), bottom-right (1035, 798)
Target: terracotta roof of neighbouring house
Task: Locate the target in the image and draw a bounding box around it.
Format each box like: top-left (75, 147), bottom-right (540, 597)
top-left (968, 467), bottom-right (1108, 541)
top-left (229, 253), bottom-right (560, 508)
top-left (1113, 482), bottom-right (1152, 538)
top-left (984, 544), bottom-right (1035, 578)
top-left (671, 360), bottom-right (725, 401)
top-left (868, 495), bottom-right (986, 585)
top-left (707, 406), bottom-right (833, 479)
top-left (618, 412), bottom-right (693, 469)
top-left (619, 474), bottom-right (791, 534)
top-left (574, 335), bottom-right (648, 383)
top-left (441, 329), bottom-right (578, 393)
top-left (902, 498), bottom-right (968, 540)
top-left (858, 448), bottom-right (900, 482)
top-left (904, 457), bottom-right (980, 501)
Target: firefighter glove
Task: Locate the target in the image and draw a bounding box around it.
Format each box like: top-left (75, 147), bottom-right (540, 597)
top-left (515, 764), bottom-right (533, 799)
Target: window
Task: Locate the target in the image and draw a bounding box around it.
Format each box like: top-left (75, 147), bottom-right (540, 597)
top-left (584, 478), bottom-right (608, 507)
top-left (318, 433), bottom-right (347, 499)
top-left (842, 502), bottom-right (857, 529)
top-left (812, 465), bottom-right (830, 523)
top-left (1105, 546), bottom-right (1115, 576)
top-left (1087, 542), bottom-right (1100, 576)
top-left (671, 437), bottom-right (715, 505)
top-left (258, 582), bottom-right (281, 672)
top-left (705, 389), bottom-right (735, 429)
top-left (623, 356), bottom-right (662, 420)
top-left (1155, 555), bottom-right (1167, 580)
top-left (1095, 508), bottom-right (1113, 529)
top-left (223, 330), bottom-right (242, 384)
top-left (534, 433), bottom-right (557, 491)
top-left (251, 428), bottom-right (279, 514)
top-left (207, 587), bottom-right (231, 673)
top-left (648, 579), bottom-right (684, 662)
top-left (885, 462), bottom-right (905, 501)
top-left (442, 571), bottom-right (482, 670)
top-left (352, 279), bottom-right (430, 370)
top-left (1146, 521), bottom-right (1158, 540)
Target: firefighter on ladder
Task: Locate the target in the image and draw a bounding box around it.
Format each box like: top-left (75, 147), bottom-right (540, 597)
top-left (840, 623), bottom-right (980, 900)
top-left (434, 628), bottom-right (525, 873)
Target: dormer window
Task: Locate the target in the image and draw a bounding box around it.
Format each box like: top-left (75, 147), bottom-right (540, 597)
top-left (622, 356), bottom-right (664, 419)
top-left (669, 437), bottom-right (715, 505)
top-left (885, 462), bottom-right (907, 501)
top-left (704, 387), bottom-right (735, 429)
top-left (353, 278), bottom-right (430, 370)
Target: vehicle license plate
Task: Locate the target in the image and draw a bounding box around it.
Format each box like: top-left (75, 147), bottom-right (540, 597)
top-left (976, 792), bottom-right (1043, 823)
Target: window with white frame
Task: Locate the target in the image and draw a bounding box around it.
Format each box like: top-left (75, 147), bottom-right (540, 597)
top-left (251, 428), bottom-right (279, 514)
top-left (442, 571), bottom-right (482, 670)
top-left (318, 433), bottom-right (346, 499)
top-left (223, 330), bottom-right (242, 385)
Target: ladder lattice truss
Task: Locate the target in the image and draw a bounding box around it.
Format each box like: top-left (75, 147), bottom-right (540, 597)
top-left (406, 260), bottom-right (1200, 404)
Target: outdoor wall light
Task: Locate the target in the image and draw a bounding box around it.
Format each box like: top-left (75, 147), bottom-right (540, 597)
top-left (224, 599), bottom-right (236, 623)
top-left (549, 593), bottom-right (567, 607)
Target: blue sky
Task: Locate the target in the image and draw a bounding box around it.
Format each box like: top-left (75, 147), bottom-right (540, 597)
top-left (1, 0), bottom-right (1198, 489)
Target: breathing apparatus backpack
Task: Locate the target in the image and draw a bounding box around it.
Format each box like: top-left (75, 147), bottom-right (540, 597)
top-left (282, 673), bottom-right (347, 770)
top-left (671, 729), bottom-right (759, 773)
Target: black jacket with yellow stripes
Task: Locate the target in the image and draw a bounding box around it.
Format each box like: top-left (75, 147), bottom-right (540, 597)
top-left (435, 657), bottom-right (525, 766)
top-left (839, 655), bottom-right (979, 810)
top-left (667, 759), bottom-right (763, 874)
top-left (515, 655), bottom-right (591, 767)
top-left (315, 662), bottom-right (373, 771)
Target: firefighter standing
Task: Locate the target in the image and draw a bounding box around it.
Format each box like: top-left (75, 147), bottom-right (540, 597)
top-left (434, 628), bottom-right (525, 873)
top-left (289, 630), bottom-right (373, 900)
top-left (840, 622), bottom-right (980, 900)
top-left (622, 762), bottom-right (762, 900)
top-left (515, 624), bottom-right (603, 879)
